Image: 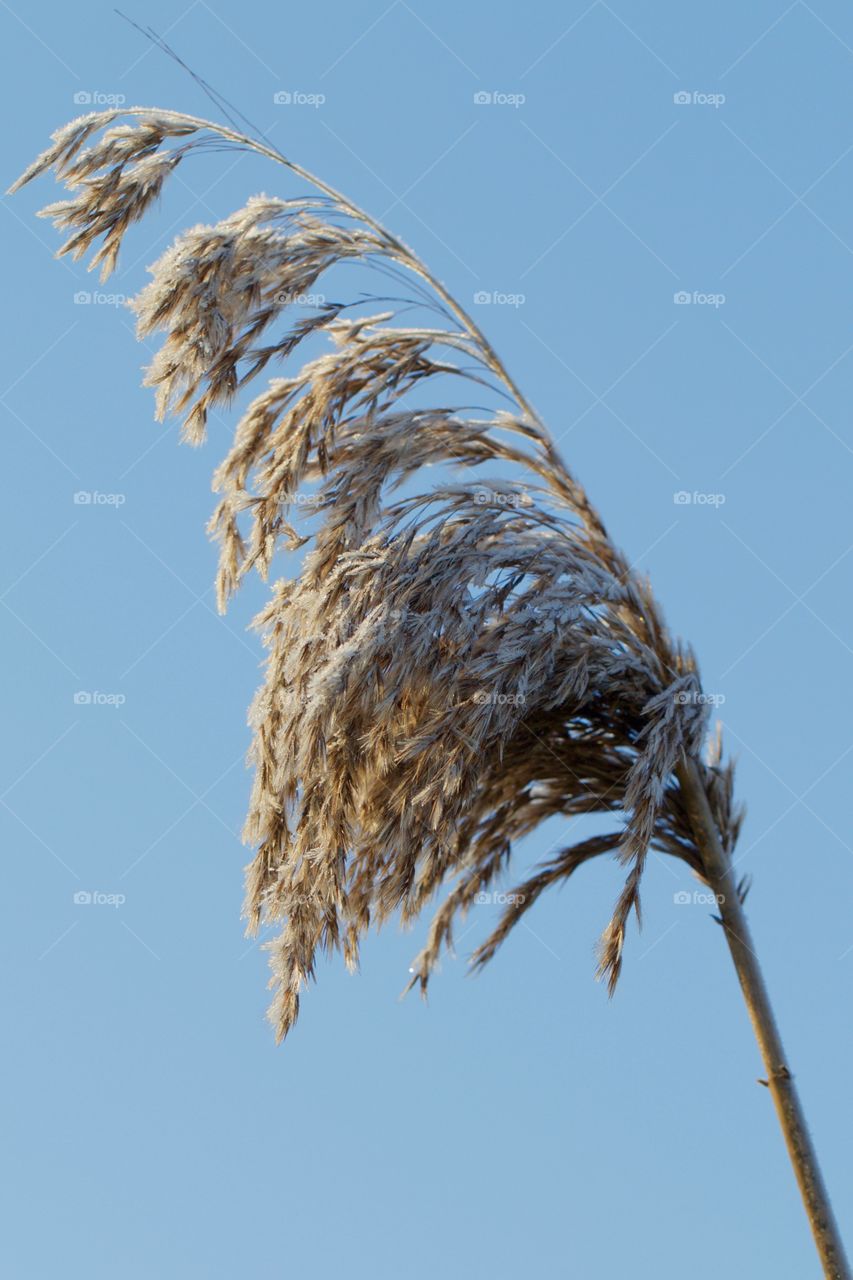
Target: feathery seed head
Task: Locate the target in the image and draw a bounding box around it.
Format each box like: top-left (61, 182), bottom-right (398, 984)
top-left (16, 108), bottom-right (740, 1040)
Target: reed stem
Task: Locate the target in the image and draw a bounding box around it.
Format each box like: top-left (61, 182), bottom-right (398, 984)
top-left (677, 754), bottom-right (850, 1280)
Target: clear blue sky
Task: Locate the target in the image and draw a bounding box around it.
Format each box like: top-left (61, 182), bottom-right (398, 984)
top-left (3, 3), bottom-right (852, 1277)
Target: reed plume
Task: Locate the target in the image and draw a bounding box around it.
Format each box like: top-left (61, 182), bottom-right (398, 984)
top-left (12, 107), bottom-right (849, 1279)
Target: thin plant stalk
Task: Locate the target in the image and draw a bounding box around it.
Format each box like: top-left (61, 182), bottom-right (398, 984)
top-left (677, 756), bottom-right (850, 1280)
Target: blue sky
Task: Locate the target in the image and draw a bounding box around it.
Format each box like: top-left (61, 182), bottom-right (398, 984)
top-left (2, 2), bottom-right (852, 1277)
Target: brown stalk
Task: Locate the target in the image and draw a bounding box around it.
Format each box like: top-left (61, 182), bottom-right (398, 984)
top-left (677, 755), bottom-right (850, 1280)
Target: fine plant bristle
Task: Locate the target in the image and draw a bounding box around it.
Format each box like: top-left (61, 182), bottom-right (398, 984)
top-left (13, 108), bottom-right (742, 1041)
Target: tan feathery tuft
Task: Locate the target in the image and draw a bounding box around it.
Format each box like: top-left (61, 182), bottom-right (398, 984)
top-left (10, 107), bottom-right (741, 1040)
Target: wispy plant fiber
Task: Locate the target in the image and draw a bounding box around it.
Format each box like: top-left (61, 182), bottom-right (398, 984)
top-left (13, 109), bottom-right (742, 1040)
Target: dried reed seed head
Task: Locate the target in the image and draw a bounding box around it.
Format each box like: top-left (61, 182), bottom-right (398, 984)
top-left (16, 109), bottom-right (740, 1039)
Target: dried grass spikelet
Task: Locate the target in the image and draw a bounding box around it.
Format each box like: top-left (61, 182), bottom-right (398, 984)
top-left (14, 109), bottom-right (742, 1040)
